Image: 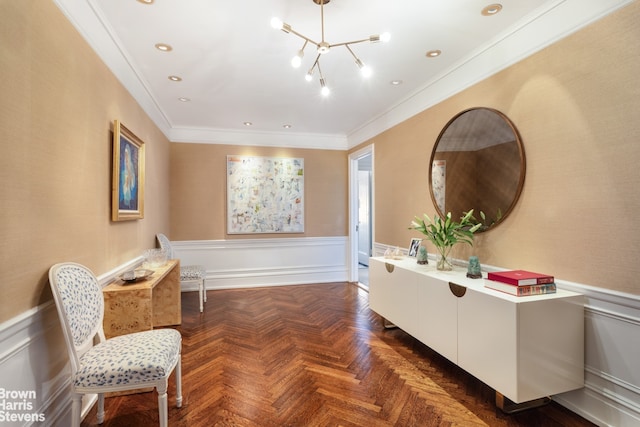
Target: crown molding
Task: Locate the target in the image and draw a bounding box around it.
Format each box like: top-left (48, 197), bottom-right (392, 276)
top-left (54, 0), bottom-right (632, 150)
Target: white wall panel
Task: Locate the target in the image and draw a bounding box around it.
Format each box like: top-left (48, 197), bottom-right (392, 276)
top-left (554, 284), bottom-right (640, 427)
top-left (171, 237), bottom-right (349, 290)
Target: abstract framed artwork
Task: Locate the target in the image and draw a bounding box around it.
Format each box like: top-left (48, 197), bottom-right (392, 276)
top-left (112, 120), bottom-right (145, 221)
top-left (226, 155), bottom-right (304, 234)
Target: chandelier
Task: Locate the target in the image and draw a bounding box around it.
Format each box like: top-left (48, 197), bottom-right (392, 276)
top-left (271, 0), bottom-right (390, 96)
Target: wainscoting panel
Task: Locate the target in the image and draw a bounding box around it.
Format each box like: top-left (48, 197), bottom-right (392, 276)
top-left (0, 303), bottom-right (72, 426)
top-left (171, 237), bottom-right (349, 290)
top-left (553, 282), bottom-right (640, 427)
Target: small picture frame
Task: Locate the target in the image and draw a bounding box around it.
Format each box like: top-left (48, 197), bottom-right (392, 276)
top-left (408, 238), bottom-right (421, 257)
top-left (112, 120), bottom-right (145, 221)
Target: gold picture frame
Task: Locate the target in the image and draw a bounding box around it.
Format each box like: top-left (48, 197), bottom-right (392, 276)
top-left (112, 120), bottom-right (145, 221)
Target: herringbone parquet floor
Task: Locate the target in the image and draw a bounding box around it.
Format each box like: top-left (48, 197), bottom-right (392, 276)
top-left (82, 283), bottom-right (596, 427)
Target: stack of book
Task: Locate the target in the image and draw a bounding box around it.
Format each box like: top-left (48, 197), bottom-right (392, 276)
top-left (484, 270), bottom-right (556, 296)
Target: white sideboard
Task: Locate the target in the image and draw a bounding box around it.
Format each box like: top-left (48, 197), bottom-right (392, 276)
top-left (369, 257), bottom-right (585, 408)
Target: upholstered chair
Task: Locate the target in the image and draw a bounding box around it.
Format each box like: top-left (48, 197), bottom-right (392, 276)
top-left (49, 262), bottom-right (182, 427)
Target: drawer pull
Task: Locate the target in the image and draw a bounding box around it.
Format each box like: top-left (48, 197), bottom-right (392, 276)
top-left (449, 282), bottom-right (467, 297)
top-left (385, 263), bottom-right (395, 273)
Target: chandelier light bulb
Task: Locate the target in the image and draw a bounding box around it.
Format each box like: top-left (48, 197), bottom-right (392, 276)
top-left (305, 72), bottom-right (313, 82)
top-left (354, 58), bottom-right (372, 78)
top-left (271, 17), bottom-right (292, 33)
top-left (291, 51), bottom-right (304, 68)
top-left (291, 41), bottom-right (308, 68)
top-left (270, 17), bottom-right (282, 29)
top-left (320, 79), bottom-right (330, 96)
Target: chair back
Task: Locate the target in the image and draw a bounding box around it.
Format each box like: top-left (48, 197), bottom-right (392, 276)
top-left (49, 263), bottom-right (106, 374)
top-left (156, 233), bottom-right (175, 258)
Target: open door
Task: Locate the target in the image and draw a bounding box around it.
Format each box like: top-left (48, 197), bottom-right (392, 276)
top-left (349, 146), bottom-right (374, 285)
top-left (358, 164), bottom-right (372, 266)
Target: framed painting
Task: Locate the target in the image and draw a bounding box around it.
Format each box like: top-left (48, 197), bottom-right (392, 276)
top-left (226, 155), bottom-right (304, 234)
top-left (112, 120), bottom-right (145, 221)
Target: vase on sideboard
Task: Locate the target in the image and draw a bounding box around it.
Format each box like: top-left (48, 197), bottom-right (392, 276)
top-left (435, 245), bottom-right (453, 271)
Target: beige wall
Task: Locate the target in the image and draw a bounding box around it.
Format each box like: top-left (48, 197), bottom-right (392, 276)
top-left (169, 143), bottom-right (348, 240)
top-left (356, 2), bottom-right (640, 295)
top-left (0, 1), bottom-right (171, 322)
top-left (1, 1), bottom-right (638, 327)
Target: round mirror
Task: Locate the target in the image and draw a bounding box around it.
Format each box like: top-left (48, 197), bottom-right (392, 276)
top-left (429, 107), bottom-right (525, 232)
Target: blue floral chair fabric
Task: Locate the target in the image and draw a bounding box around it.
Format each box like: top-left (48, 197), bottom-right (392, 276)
top-left (49, 262), bottom-right (182, 427)
top-left (157, 233), bottom-right (207, 312)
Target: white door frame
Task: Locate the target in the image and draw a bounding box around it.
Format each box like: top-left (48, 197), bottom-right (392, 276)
top-left (348, 145), bottom-right (374, 283)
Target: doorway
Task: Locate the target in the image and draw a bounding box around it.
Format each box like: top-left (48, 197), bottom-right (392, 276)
top-left (349, 146), bottom-right (373, 288)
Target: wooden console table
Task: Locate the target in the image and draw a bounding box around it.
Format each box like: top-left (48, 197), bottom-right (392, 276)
top-left (103, 259), bottom-right (181, 339)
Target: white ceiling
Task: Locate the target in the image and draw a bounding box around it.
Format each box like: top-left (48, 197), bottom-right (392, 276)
top-left (54, 0), bottom-right (629, 149)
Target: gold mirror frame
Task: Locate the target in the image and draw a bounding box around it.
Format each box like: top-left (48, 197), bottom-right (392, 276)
top-left (428, 107), bottom-right (526, 232)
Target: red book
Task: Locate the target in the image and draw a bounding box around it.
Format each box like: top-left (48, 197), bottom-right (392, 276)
top-left (484, 281), bottom-right (556, 296)
top-left (487, 270), bottom-right (554, 286)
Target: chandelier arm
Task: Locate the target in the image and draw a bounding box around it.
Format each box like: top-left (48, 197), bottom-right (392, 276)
top-left (344, 44), bottom-right (359, 61)
top-left (329, 38), bottom-right (372, 48)
top-left (320, 0), bottom-right (326, 43)
top-left (286, 28), bottom-right (320, 48)
top-left (316, 60), bottom-right (325, 80)
top-left (311, 53), bottom-right (321, 69)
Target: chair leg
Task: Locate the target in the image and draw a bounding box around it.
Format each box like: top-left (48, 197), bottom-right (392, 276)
top-left (157, 379), bottom-right (169, 427)
top-left (71, 393), bottom-right (82, 427)
top-left (203, 278), bottom-right (207, 302)
top-left (198, 281), bottom-right (204, 313)
top-left (176, 354), bottom-right (183, 408)
top-left (97, 393), bottom-right (105, 424)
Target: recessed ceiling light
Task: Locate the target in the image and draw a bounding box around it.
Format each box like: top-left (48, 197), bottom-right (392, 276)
top-left (178, 97), bottom-right (190, 102)
top-left (390, 80), bottom-right (403, 86)
top-left (168, 75), bottom-right (182, 82)
top-left (155, 43), bottom-right (172, 52)
top-left (137, 0), bottom-right (154, 4)
top-left (244, 122), bottom-right (253, 126)
top-left (283, 124), bottom-right (292, 129)
top-left (482, 4), bottom-right (503, 16)
top-left (426, 50), bottom-right (441, 58)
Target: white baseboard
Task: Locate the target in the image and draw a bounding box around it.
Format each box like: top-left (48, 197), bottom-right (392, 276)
top-left (171, 236), bottom-right (349, 290)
